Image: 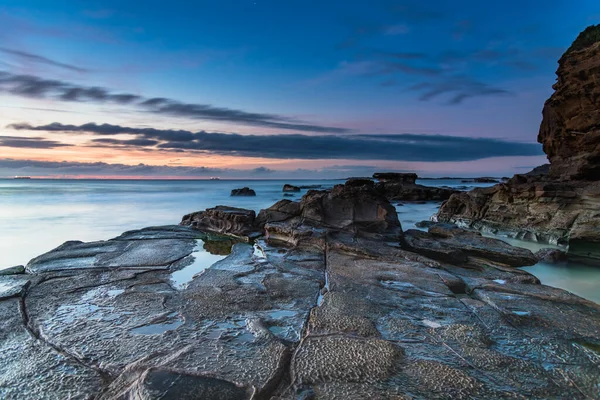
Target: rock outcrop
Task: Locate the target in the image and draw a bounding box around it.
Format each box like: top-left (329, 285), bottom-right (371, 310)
top-left (3, 190), bottom-right (600, 399)
top-left (230, 187), bottom-right (256, 196)
top-left (402, 223), bottom-right (538, 267)
top-left (437, 26), bottom-right (600, 260)
top-left (283, 184), bottom-right (301, 192)
top-left (373, 172), bottom-right (458, 202)
top-left (538, 25), bottom-right (600, 181)
top-left (181, 206), bottom-right (261, 241)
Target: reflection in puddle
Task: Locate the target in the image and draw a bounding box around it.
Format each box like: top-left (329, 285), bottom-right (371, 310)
top-left (171, 239), bottom-right (229, 289)
top-left (512, 310), bottom-right (530, 317)
top-left (130, 313), bottom-right (184, 335)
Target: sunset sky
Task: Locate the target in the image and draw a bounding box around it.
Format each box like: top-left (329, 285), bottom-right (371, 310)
top-left (1, 0), bottom-right (598, 178)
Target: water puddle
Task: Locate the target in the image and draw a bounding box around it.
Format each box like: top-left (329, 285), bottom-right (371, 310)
top-left (48, 285), bottom-right (125, 333)
top-left (204, 319), bottom-right (255, 342)
top-left (422, 319), bottom-right (442, 328)
top-left (317, 271), bottom-right (330, 306)
top-left (130, 313), bottom-right (184, 335)
top-left (511, 310), bottom-right (530, 317)
top-left (171, 239), bottom-right (229, 289)
top-left (493, 279), bottom-right (506, 285)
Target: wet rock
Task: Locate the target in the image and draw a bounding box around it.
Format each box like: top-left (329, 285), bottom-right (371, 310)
top-left (292, 336), bottom-right (400, 384)
top-left (299, 183), bottom-right (401, 235)
top-left (535, 248), bottom-right (568, 263)
top-left (298, 184), bottom-right (322, 189)
top-left (0, 265), bottom-right (25, 275)
top-left (256, 199), bottom-right (301, 227)
top-left (0, 298), bottom-right (104, 399)
top-left (127, 369), bottom-right (248, 399)
top-left (415, 220), bottom-right (435, 229)
top-left (401, 229), bottom-right (468, 265)
top-left (402, 224), bottom-right (537, 267)
top-left (27, 234), bottom-right (196, 274)
top-left (230, 187), bottom-right (256, 196)
top-left (0, 275), bottom-right (30, 299)
top-left (345, 177), bottom-right (374, 187)
top-left (473, 177), bottom-right (499, 183)
top-left (283, 184), bottom-right (301, 192)
top-left (373, 172), bottom-right (417, 184)
top-left (373, 173), bottom-right (457, 201)
top-left (181, 206), bottom-right (260, 241)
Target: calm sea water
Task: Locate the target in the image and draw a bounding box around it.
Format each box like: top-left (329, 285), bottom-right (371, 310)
top-left (1, 178), bottom-right (598, 303)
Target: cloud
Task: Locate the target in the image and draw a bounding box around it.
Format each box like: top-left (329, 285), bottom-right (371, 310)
top-left (0, 71), bottom-right (349, 133)
top-left (409, 77), bottom-right (511, 104)
top-left (0, 136), bottom-right (72, 149)
top-left (10, 122), bottom-right (543, 162)
top-left (0, 47), bottom-right (88, 73)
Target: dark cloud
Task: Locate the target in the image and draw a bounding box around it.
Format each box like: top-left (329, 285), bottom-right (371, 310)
top-left (91, 138), bottom-right (160, 147)
top-left (0, 71), bottom-right (349, 133)
top-left (0, 47), bottom-right (88, 73)
top-left (11, 122), bottom-right (543, 161)
top-left (409, 78), bottom-right (511, 104)
top-left (0, 135), bottom-right (72, 149)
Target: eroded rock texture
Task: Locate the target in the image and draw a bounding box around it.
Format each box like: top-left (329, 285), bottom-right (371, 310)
top-left (437, 27), bottom-right (600, 260)
top-left (538, 27), bottom-right (600, 181)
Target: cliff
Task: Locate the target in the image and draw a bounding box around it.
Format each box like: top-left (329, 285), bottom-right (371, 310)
top-left (538, 24), bottom-right (600, 180)
top-left (437, 26), bottom-right (600, 260)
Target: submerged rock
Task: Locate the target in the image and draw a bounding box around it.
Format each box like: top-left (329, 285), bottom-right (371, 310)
top-left (373, 172), bottom-right (457, 201)
top-left (535, 248), bottom-right (568, 264)
top-left (283, 184), bottom-right (301, 192)
top-left (230, 187), bottom-right (256, 196)
top-left (373, 172), bottom-right (417, 184)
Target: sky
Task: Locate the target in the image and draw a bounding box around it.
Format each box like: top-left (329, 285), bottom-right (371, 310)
top-left (0, 0), bottom-right (598, 179)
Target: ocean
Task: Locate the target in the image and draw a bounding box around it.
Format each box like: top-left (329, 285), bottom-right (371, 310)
top-left (1, 178), bottom-right (598, 303)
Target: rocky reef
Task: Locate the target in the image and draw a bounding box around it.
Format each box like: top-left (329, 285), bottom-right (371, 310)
top-left (231, 187), bottom-right (256, 196)
top-left (373, 172), bottom-right (458, 201)
top-left (437, 26), bottom-right (600, 260)
top-left (2, 180), bottom-right (599, 399)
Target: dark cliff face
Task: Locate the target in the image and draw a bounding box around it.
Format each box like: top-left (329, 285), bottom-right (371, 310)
top-left (538, 24), bottom-right (600, 180)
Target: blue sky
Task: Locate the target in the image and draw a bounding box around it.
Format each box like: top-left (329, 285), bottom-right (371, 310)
top-left (0, 0), bottom-right (598, 178)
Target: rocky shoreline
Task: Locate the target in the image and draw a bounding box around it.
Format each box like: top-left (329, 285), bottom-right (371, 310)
top-left (436, 27), bottom-right (600, 262)
top-left (1, 179), bottom-right (599, 399)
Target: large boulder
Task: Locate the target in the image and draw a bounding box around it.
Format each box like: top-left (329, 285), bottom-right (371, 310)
top-left (230, 187), bottom-right (256, 196)
top-left (299, 183), bottom-right (401, 235)
top-left (181, 206), bottom-right (260, 240)
top-left (282, 184), bottom-right (301, 192)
